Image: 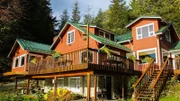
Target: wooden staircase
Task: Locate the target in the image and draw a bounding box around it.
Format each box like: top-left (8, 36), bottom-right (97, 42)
top-left (134, 58), bottom-right (170, 101)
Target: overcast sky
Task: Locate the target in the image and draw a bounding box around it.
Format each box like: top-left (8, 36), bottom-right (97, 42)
top-left (50, 0), bottom-right (130, 21)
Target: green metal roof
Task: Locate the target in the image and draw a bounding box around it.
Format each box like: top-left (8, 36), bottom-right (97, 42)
top-left (17, 39), bottom-right (53, 54)
top-left (170, 41), bottom-right (180, 51)
top-left (115, 32), bottom-right (132, 43)
top-left (52, 21), bottom-right (131, 52)
top-left (156, 23), bottom-right (172, 34)
top-left (89, 33), bottom-right (131, 52)
top-left (126, 16), bottom-right (162, 28)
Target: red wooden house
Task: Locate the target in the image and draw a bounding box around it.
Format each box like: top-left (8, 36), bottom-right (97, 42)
top-left (4, 16), bottom-right (180, 101)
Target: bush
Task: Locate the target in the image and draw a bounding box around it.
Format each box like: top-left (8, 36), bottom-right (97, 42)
top-left (44, 88), bottom-right (83, 101)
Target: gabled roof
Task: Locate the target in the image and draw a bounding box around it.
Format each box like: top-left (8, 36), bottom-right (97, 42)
top-left (156, 23), bottom-right (172, 35)
top-left (170, 41), bottom-right (180, 51)
top-left (51, 21), bottom-right (131, 52)
top-left (89, 33), bottom-right (131, 52)
top-left (8, 39), bottom-right (53, 57)
top-left (126, 16), bottom-right (163, 28)
top-left (115, 32), bottom-right (132, 43)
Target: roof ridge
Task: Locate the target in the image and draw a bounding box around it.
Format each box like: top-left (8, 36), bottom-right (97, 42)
top-left (17, 38), bottom-right (51, 47)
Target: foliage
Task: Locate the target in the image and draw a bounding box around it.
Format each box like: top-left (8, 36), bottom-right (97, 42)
top-left (160, 76), bottom-right (180, 100)
top-left (127, 76), bottom-right (139, 95)
top-left (58, 9), bottom-right (69, 31)
top-left (99, 45), bottom-right (111, 56)
top-left (52, 51), bottom-right (61, 58)
top-left (93, 9), bottom-right (105, 28)
top-left (102, 0), bottom-right (130, 34)
top-left (127, 55), bottom-right (136, 62)
top-left (71, 1), bottom-right (81, 23)
top-left (44, 88), bottom-right (83, 101)
top-left (130, 0), bottom-right (180, 35)
top-left (83, 6), bottom-right (95, 25)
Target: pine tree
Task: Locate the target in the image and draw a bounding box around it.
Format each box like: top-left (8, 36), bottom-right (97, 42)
top-left (130, 0), bottom-right (180, 34)
top-left (71, 1), bottom-right (80, 23)
top-left (59, 9), bottom-right (69, 31)
top-left (103, 0), bottom-right (130, 34)
top-left (83, 6), bottom-right (94, 25)
top-left (94, 9), bottom-right (104, 28)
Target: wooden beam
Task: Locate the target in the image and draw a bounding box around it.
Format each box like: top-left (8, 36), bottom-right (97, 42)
top-left (54, 76), bottom-right (57, 96)
top-left (122, 76), bottom-right (124, 101)
top-left (31, 71), bottom-right (93, 79)
top-left (87, 73), bottom-right (91, 101)
top-left (94, 75), bottom-right (97, 101)
top-left (15, 78), bottom-right (17, 90)
top-left (26, 78), bottom-right (30, 95)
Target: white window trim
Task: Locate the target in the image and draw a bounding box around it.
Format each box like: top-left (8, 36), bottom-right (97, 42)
top-left (136, 23), bottom-right (155, 40)
top-left (19, 54), bottom-right (26, 67)
top-left (67, 30), bottom-right (75, 45)
top-left (69, 77), bottom-right (80, 89)
top-left (79, 50), bottom-right (94, 64)
top-left (137, 48), bottom-right (157, 64)
top-left (13, 57), bottom-right (19, 68)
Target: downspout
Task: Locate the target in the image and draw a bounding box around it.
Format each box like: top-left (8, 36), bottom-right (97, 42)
top-left (157, 36), bottom-right (162, 69)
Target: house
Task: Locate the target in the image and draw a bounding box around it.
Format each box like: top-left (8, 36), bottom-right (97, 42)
top-left (3, 16), bottom-right (180, 101)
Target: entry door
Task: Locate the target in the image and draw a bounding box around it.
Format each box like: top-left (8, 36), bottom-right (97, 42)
top-left (106, 77), bottom-right (112, 99)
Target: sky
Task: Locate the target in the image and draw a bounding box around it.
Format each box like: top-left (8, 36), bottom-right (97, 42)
top-left (50, 0), bottom-right (130, 21)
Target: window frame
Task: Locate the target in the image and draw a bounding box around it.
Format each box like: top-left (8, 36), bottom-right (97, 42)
top-left (69, 77), bottom-right (80, 89)
top-left (137, 48), bottom-right (157, 64)
top-left (19, 54), bottom-right (26, 67)
top-left (58, 78), bottom-right (65, 87)
top-left (136, 23), bottom-right (155, 40)
top-left (80, 50), bottom-right (94, 64)
top-left (13, 57), bottom-right (19, 68)
top-left (67, 30), bottom-right (75, 44)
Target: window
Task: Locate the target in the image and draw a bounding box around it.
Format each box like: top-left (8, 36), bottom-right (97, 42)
top-left (99, 31), bottom-right (104, 37)
top-left (19, 55), bottom-right (25, 66)
top-left (137, 48), bottom-right (157, 64)
top-left (13, 54), bottom-right (26, 68)
top-left (14, 57), bottom-right (19, 68)
top-left (105, 33), bottom-right (110, 39)
top-left (165, 30), bottom-right (171, 42)
top-left (136, 23), bottom-right (155, 40)
top-left (67, 30), bottom-right (75, 44)
top-left (70, 77), bottom-right (80, 89)
top-left (80, 50), bottom-right (93, 63)
top-left (58, 78), bottom-right (64, 87)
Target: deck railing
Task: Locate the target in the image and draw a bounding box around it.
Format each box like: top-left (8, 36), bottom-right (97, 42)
top-left (28, 48), bottom-right (135, 75)
top-left (133, 59), bottom-right (155, 100)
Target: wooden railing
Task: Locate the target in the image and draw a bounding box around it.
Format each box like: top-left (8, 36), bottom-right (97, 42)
top-left (28, 48), bottom-right (135, 75)
top-left (133, 59), bottom-right (155, 100)
top-left (151, 57), bottom-right (170, 100)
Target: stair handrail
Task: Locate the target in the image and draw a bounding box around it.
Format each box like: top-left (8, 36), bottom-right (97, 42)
top-left (133, 59), bottom-right (155, 99)
top-left (134, 59), bottom-right (155, 88)
top-left (151, 57), bottom-right (169, 89)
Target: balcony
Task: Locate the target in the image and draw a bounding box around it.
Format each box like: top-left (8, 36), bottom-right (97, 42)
top-left (28, 48), bottom-right (137, 75)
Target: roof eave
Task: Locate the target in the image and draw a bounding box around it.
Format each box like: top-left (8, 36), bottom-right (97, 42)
top-left (126, 16), bottom-right (162, 28)
top-left (117, 39), bottom-right (132, 44)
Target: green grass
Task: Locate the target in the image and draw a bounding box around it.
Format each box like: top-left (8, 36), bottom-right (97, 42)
top-left (160, 96), bottom-right (180, 101)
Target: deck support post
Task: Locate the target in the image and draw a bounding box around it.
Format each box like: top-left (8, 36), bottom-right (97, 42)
top-left (26, 78), bottom-right (30, 95)
top-left (15, 78), bottom-right (17, 90)
top-left (87, 73), bottom-right (91, 101)
top-left (94, 75), bottom-right (97, 101)
top-left (122, 76), bottom-right (124, 101)
top-left (54, 76), bottom-right (57, 96)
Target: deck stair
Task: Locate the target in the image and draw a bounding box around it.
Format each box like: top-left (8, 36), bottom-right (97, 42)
top-left (134, 58), bottom-right (170, 101)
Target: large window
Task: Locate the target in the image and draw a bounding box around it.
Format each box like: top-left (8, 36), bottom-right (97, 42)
top-left (13, 54), bottom-right (26, 68)
top-left (136, 23), bottom-right (154, 40)
top-left (58, 78), bottom-right (64, 87)
top-left (137, 48), bottom-right (157, 64)
top-left (67, 30), bottom-right (75, 44)
top-left (80, 51), bottom-right (93, 63)
top-left (69, 77), bottom-right (80, 89)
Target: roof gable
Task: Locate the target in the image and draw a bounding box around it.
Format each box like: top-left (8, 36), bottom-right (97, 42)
top-left (126, 16), bottom-right (163, 28)
top-left (8, 39), bottom-right (53, 58)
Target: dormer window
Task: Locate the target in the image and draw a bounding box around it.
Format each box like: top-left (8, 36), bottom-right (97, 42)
top-left (99, 30), bottom-right (111, 40)
top-left (105, 33), bottom-right (110, 39)
top-left (136, 23), bottom-right (155, 40)
top-left (165, 30), bottom-right (171, 42)
top-left (99, 31), bottom-right (104, 37)
top-left (67, 30), bottom-right (75, 44)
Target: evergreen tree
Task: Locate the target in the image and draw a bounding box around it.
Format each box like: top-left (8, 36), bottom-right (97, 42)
top-left (103, 0), bottom-right (129, 34)
top-left (83, 6), bottom-right (94, 25)
top-left (130, 0), bottom-right (180, 34)
top-left (71, 1), bottom-right (81, 23)
top-left (59, 9), bottom-right (69, 31)
top-left (94, 9), bottom-right (104, 28)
